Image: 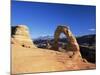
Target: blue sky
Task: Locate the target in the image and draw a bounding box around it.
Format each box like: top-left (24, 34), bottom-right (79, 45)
top-left (11, 1), bottom-right (96, 39)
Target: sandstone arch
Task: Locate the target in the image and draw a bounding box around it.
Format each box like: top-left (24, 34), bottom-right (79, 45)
top-left (53, 25), bottom-right (82, 59)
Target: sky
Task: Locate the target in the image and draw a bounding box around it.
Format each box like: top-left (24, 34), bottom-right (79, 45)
top-left (11, 1), bottom-right (96, 39)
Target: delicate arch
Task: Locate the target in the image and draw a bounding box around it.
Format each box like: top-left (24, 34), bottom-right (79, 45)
top-left (53, 25), bottom-right (79, 52)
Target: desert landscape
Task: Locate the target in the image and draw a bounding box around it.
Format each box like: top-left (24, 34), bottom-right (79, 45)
top-left (11, 1), bottom-right (96, 74)
top-left (11, 25), bottom-right (96, 74)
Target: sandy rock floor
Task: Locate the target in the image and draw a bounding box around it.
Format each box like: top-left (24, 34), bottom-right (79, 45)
top-left (12, 44), bottom-right (96, 74)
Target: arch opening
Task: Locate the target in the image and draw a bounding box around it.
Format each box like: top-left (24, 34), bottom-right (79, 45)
top-left (55, 32), bottom-right (68, 52)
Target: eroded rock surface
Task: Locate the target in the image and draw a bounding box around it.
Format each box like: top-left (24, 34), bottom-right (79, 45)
top-left (11, 25), bottom-right (95, 74)
top-left (53, 25), bottom-right (82, 60)
top-left (11, 25), bottom-right (36, 48)
top-left (12, 45), bottom-right (95, 74)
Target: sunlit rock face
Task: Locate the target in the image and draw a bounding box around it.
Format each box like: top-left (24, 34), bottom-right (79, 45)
top-left (11, 25), bottom-right (36, 48)
top-left (53, 25), bottom-right (82, 59)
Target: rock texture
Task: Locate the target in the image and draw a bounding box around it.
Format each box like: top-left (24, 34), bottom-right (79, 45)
top-left (12, 45), bottom-right (95, 74)
top-left (11, 25), bottom-right (36, 48)
top-left (46, 40), bottom-right (52, 49)
top-left (11, 25), bottom-right (95, 74)
top-left (53, 25), bottom-right (82, 60)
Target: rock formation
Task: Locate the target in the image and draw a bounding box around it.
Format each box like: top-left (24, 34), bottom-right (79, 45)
top-left (46, 40), bottom-right (51, 49)
top-left (53, 25), bottom-right (82, 59)
top-left (12, 25), bottom-right (95, 74)
top-left (11, 25), bottom-right (36, 48)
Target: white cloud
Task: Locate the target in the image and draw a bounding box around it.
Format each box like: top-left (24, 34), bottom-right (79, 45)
top-left (88, 28), bottom-right (96, 31)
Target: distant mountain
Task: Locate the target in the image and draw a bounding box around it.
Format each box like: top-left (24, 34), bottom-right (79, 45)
top-left (76, 34), bottom-right (96, 47)
top-left (34, 36), bottom-right (54, 41)
top-left (34, 34), bottom-right (96, 46)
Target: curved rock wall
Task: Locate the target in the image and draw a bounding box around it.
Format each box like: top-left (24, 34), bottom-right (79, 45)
top-left (53, 25), bottom-right (82, 59)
